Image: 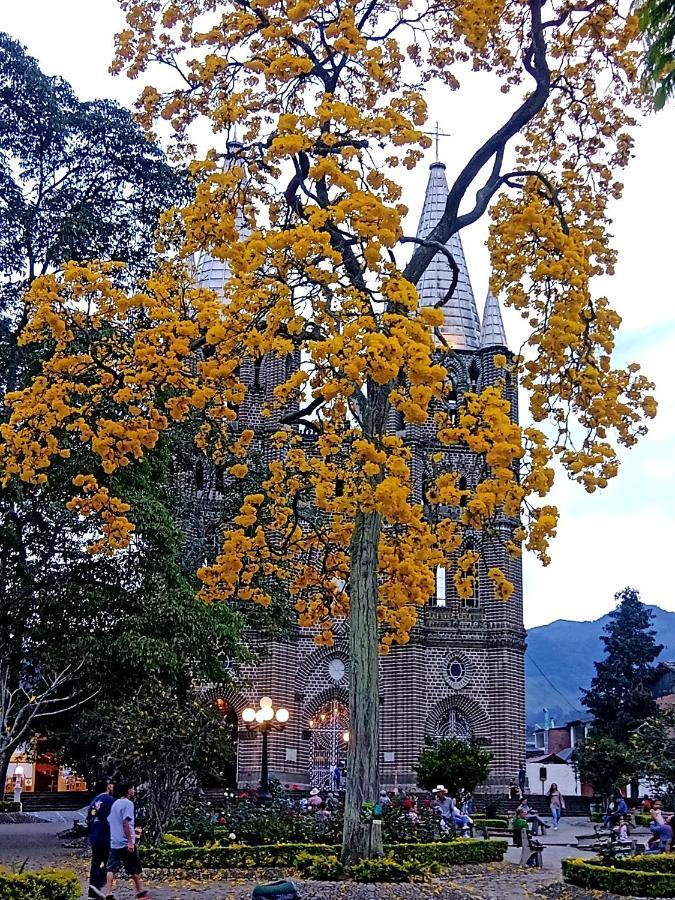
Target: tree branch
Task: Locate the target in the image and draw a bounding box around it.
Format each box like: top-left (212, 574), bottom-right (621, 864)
top-left (403, 0), bottom-right (551, 286)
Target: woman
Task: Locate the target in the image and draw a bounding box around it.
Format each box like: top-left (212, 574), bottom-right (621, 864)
top-left (548, 783), bottom-right (565, 830)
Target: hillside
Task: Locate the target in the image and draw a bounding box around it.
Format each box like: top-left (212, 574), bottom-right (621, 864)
top-left (525, 604), bottom-right (675, 726)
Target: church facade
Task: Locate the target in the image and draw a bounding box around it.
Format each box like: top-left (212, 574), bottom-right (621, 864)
top-left (188, 160), bottom-right (526, 792)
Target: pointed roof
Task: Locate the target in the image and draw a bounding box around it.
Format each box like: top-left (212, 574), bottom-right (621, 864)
top-left (480, 292), bottom-right (508, 349)
top-left (415, 162), bottom-right (481, 350)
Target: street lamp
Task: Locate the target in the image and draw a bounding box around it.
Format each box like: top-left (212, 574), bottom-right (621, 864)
top-left (241, 697), bottom-right (289, 801)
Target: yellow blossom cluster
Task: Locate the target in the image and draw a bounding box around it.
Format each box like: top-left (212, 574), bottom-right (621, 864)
top-left (0, 0), bottom-right (656, 653)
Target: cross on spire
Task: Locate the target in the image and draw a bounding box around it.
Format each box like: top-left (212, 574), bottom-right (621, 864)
top-left (424, 122), bottom-right (452, 161)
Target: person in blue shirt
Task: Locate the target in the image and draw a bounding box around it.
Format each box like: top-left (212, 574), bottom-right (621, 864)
top-left (87, 779), bottom-right (115, 899)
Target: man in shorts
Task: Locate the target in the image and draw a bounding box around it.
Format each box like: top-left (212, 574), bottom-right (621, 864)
top-left (104, 783), bottom-right (150, 900)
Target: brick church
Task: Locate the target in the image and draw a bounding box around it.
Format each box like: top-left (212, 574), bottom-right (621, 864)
top-left (187, 159), bottom-right (526, 792)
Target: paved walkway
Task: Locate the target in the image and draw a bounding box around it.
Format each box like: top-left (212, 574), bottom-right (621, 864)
top-left (0, 814), bottom-right (606, 900)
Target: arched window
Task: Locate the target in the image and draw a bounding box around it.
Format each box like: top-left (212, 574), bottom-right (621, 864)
top-left (252, 356), bottom-right (263, 392)
top-left (468, 359), bottom-right (480, 390)
top-left (215, 466), bottom-right (225, 495)
top-left (460, 539), bottom-right (480, 609)
top-left (458, 475), bottom-right (468, 508)
top-left (437, 708), bottom-right (472, 742)
top-left (195, 460), bottom-right (205, 492)
top-left (435, 565), bottom-right (446, 607)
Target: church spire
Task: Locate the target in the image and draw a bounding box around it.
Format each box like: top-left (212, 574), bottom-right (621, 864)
top-left (480, 291), bottom-right (508, 349)
top-left (415, 162), bottom-right (481, 350)
top-left (195, 140), bottom-right (248, 294)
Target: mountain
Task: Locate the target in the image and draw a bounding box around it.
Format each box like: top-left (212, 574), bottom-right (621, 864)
top-left (525, 604), bottom-right (675, 727)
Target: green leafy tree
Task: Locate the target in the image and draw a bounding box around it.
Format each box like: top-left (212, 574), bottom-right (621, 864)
top-left (64, 684), bottom-right (233, 844)
top-left (0, 34), bottom-right (187, 790)
top-left (631, 710), bottom-right (675, 808)
top-left (414, 738), bottom-right (492, 803)
top-left (639, 0), bottom-right (675, 109)
top-left (581, 587), bottom-right (663, 744)
top-left (574, 734), bottom-right (637, 805)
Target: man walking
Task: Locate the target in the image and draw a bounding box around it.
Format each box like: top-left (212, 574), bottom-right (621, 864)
top-left (87, 778), bottom-right (115, 899)
top-left (104, 784), bottom-right (150, 900)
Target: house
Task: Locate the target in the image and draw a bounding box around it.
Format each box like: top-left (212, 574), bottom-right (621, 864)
top-left (526, 718), bottom-right (594, 796)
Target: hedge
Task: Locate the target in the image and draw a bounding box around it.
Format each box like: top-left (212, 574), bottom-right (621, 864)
top-left (0, 802), bottom-right (20, 813)
top-left (144, 838), bottom-right (508, 870)
top-left (611, 853), bottom-right (675, 873)
top-left (387, 840), bottom-right (507, 866)
top-left (562, 858), bottom-right (675, 897)
top-left (0, 868), bottom-right (80, 900)
top-left (471, 818), bottom-right (509, 830)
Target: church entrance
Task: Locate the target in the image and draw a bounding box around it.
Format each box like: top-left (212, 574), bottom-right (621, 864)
top-left (309, 699), bottom-right (349, 790)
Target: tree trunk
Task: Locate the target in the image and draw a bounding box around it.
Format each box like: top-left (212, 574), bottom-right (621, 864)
top-left (341, 507), bottom-right (383, 864)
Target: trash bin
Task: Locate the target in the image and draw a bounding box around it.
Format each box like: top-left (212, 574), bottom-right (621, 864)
top-left (252, 880), bottom-right (299, 899)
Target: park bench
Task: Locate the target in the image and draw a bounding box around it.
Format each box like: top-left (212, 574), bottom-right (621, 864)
top-left (518, 828), bottom-right (545, 868)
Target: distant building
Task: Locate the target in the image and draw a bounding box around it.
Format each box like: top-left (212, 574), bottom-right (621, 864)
top-left (526, 718), bottom-right (593, 797)
top-left (652, 661), bottom-right (675, 709)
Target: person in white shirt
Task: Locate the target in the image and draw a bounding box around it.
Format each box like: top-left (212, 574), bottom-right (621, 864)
top-left (103, 784), bottom-right (150, 900)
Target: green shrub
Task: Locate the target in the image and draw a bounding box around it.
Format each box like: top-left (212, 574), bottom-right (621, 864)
top-left (143, 842), bottom-right (340, 869)
top-left (349, 857), bottom-right (417, 883)
top-left (471, 817), bottom-right (509, 829)
top-left (142, 837), bottom-right (507, 872)
top-left (635, 813), bottom-right (652, 827)
top-left (0, 802), bottom-right (20, 813)
top-left (0, 868), bottom-right (80, 900)
top-left (297, 853), bottom-right (346, 881)
top-left (388, 839), bottom-right (507, 866)
top-left (562, 857), bottom-right (675, 897)
top-left (611, 853), bottom-right (675, 873)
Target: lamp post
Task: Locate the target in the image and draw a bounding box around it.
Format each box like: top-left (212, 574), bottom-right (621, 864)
top-left (241, 697), bottom-right (289, 801)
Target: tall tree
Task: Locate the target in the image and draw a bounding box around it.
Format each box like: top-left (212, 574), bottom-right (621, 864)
top-left (1, 0), bottom-right (657, 862)
top-left (0, 35), bottom-right (190, 789)
top-left (639, 0), bottom-right (675, 108)
top-left (573, 734), bottom-right (637, 805)
top-left (581, 587), bottom-right (663, 743)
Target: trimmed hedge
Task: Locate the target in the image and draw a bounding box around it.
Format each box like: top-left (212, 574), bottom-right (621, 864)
top-left (612, 853), bottom-right (675, 873)
top-left (472, 818), bottom-right (509, 829)
top-left (387, 840), bottom-right (507, 866)
top-left (562, 857), bottom-right (675, 897)
top-left (145, 838), bottom-right (508, 871)
top-left (0, 802), bottom-right (20, 813)
top-left (0, 868), bottom-right (80, 900)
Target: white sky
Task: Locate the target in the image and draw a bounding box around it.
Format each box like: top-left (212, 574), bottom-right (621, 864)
top-left (2, 0), bottom-right (674, 628)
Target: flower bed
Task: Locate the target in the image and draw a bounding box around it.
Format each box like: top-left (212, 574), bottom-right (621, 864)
top-left (0, 867), bottom-right (80, 900)
top-left (562, 856), bottom-right (675, 897)
top-left (143, 838), bottom-right (508, 872)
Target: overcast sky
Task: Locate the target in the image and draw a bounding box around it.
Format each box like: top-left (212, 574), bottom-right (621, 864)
top-left (2, 1), bottom-right (673, 629)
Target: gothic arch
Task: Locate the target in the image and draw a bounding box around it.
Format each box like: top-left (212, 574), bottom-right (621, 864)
top-left (296, 643), bottom-right (349, 689)
top-left (303, 686), bottom-right (349, 724)
top-left (426, 694), bottom-right (490, 741)
top-left (201, 683), bottom-right (249, 718)
top-left (443, 355), bottom-right (468, 393)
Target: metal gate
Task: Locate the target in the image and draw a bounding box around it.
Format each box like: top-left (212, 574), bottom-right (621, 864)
top-left (309, 700), bottom-right (349, 790)
top-left (438, 708), bottom-right (472, 742)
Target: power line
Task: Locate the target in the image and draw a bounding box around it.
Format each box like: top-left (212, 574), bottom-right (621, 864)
top-left (526, 651), bottom-right (584, 717)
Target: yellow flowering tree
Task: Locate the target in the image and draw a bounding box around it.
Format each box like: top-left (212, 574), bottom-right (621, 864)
top-left (0, 0), bottom-right (657, 860)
